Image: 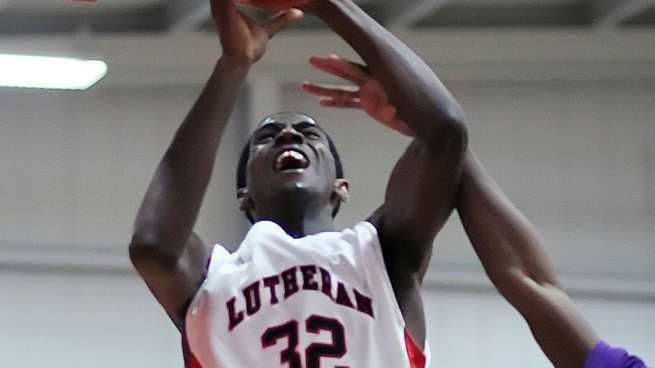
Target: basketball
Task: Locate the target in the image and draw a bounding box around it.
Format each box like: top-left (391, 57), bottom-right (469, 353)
top-left (237, 0), bottom-right (310, 11)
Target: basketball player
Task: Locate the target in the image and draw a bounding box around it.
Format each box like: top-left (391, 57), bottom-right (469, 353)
top-left (304, 53), bottom-right (650, 368)
top-left (129, 0), bottom-right (467, 367)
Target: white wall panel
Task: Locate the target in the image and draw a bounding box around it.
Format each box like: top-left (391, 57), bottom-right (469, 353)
top-left (423, 288), bottom-right (655, 367)
top-left (0, 272), bottom-right (181, 368)
top-left (0, 85), bottom-right (249, 261)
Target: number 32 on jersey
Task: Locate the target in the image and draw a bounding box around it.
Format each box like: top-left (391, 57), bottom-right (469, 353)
top-left (261, 315), bottom-right (348, 368)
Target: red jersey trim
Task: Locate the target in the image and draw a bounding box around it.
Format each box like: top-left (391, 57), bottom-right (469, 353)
top-left (404, 328), bottom-right (427, 368)
top-left (184, 354), bottom-right (202, 368)
top-left (182, 333), bottom-right (203, 368)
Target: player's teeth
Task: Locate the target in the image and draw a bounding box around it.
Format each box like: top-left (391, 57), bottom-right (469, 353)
top-left (277, 151), bottom-right (304, 163)
top-left (290, 151), bottom-right (303, 160)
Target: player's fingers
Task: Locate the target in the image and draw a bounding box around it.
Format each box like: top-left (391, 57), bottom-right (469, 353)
top-left (263, 9), bottom-right (303, 38)
top-left (313, 55), bottom-right (370, 85)
top-left (379, 104), bottom-right (398, 124)
top-left (301, 82), bottom-right (359, 99)
top-left (312, 56), bottom-right (369, 85)
top-left (309, 58), bottom-right (354, 82)
top-left (319, 97), bottom-right (362, 109)
top-left (309, 57), bottom-right (368, 85)
top-left (327, 54), bottom-right (371, 81)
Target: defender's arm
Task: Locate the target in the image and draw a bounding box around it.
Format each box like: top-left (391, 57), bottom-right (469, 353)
top-left (457, 150), bottom-right (599, 368)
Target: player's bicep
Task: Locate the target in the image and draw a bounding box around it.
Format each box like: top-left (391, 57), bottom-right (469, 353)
top-left (130, 233), bottom-right (210, 330)
top-left (376, 136), bottom-right (465, 275)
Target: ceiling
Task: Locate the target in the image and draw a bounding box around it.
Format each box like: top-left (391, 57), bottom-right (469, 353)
top-left (1, 0), bottom-right (654, 35)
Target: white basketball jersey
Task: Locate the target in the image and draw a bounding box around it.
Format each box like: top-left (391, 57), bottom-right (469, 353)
top-left (185, 221), bottom-right (430, 368)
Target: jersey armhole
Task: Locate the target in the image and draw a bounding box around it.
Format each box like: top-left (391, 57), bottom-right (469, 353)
top-left (405, 328), bottom-right (428, 368)
top-left (359, 221), bottom-right (431, 366)
top-left (358, 222), bottom-right (407, 330)
top-left (183, 243), bottom-right (230, 367)
top-left (182, 331), bottom-right (203, 368)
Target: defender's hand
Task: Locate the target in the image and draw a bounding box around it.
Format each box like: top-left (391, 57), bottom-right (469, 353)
top-left (211, 0), bottom-right (303, 64)
top-left (302, 55), bottom-right (414, 137)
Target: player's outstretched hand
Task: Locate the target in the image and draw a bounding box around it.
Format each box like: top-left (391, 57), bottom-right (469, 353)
top-left (302, 54), bottom-right (414, 137)
top-left (211, 0), bottom-right (303, 64)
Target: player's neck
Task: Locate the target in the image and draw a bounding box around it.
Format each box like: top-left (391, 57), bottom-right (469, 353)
top-left (258, 205), bottom-right (336, 238)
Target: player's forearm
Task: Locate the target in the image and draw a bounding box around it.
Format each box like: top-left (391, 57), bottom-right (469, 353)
top-left (457, 150), bottom-right (559, 292)
top-left (311, 0), bottom-right (465, 140)
top-left (458, 150), bottom-right (599, 367)
top-left (131, 57), bottom-right (250, 260)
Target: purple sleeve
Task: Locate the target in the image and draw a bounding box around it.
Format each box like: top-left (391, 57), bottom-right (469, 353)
top-left (585, 341), bottom-right (648, 368)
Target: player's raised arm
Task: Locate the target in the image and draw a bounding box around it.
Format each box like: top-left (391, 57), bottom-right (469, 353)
top-left (301, 0), bottom-right (467, 346)
top-left (129, 0), bottom-right (303, 329)
top-left (457, 150), bottom-right (599, 368)
top-left (304, 1), bottom-right (467, 274)
top-left (303, 0), bottom-right (467, 276)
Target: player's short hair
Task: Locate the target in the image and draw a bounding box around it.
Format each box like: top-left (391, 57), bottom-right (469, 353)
top-left (236, 123), bottom-right (344, 222)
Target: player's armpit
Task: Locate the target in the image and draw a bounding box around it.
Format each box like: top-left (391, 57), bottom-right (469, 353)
top-left (130, 232), bottom-right (210, 330)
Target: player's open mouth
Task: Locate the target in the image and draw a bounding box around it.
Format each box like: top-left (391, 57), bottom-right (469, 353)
top-left (274, 149), bottom-right (310, 172)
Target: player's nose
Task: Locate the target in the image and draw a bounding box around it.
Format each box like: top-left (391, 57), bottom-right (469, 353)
top-left (275, 126), bottom-right (304, 146)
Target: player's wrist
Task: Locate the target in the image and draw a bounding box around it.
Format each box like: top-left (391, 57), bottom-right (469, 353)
top-left (217, 55), bottom-right (253, 75)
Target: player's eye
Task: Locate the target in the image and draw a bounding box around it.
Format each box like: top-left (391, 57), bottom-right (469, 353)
top-left (304, 130), bottom-right (321, 140)
top-left (255, 132), bottom-right (275, 143)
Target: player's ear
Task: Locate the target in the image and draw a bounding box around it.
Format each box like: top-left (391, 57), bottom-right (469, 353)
top-left (333, 179), bottom-right (350, 204)
top-left (237, 188), bottom-right (250, 212)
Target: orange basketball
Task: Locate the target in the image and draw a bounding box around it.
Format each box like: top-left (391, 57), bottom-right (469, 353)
top-left (237, 0), bottom-right (310, 11)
